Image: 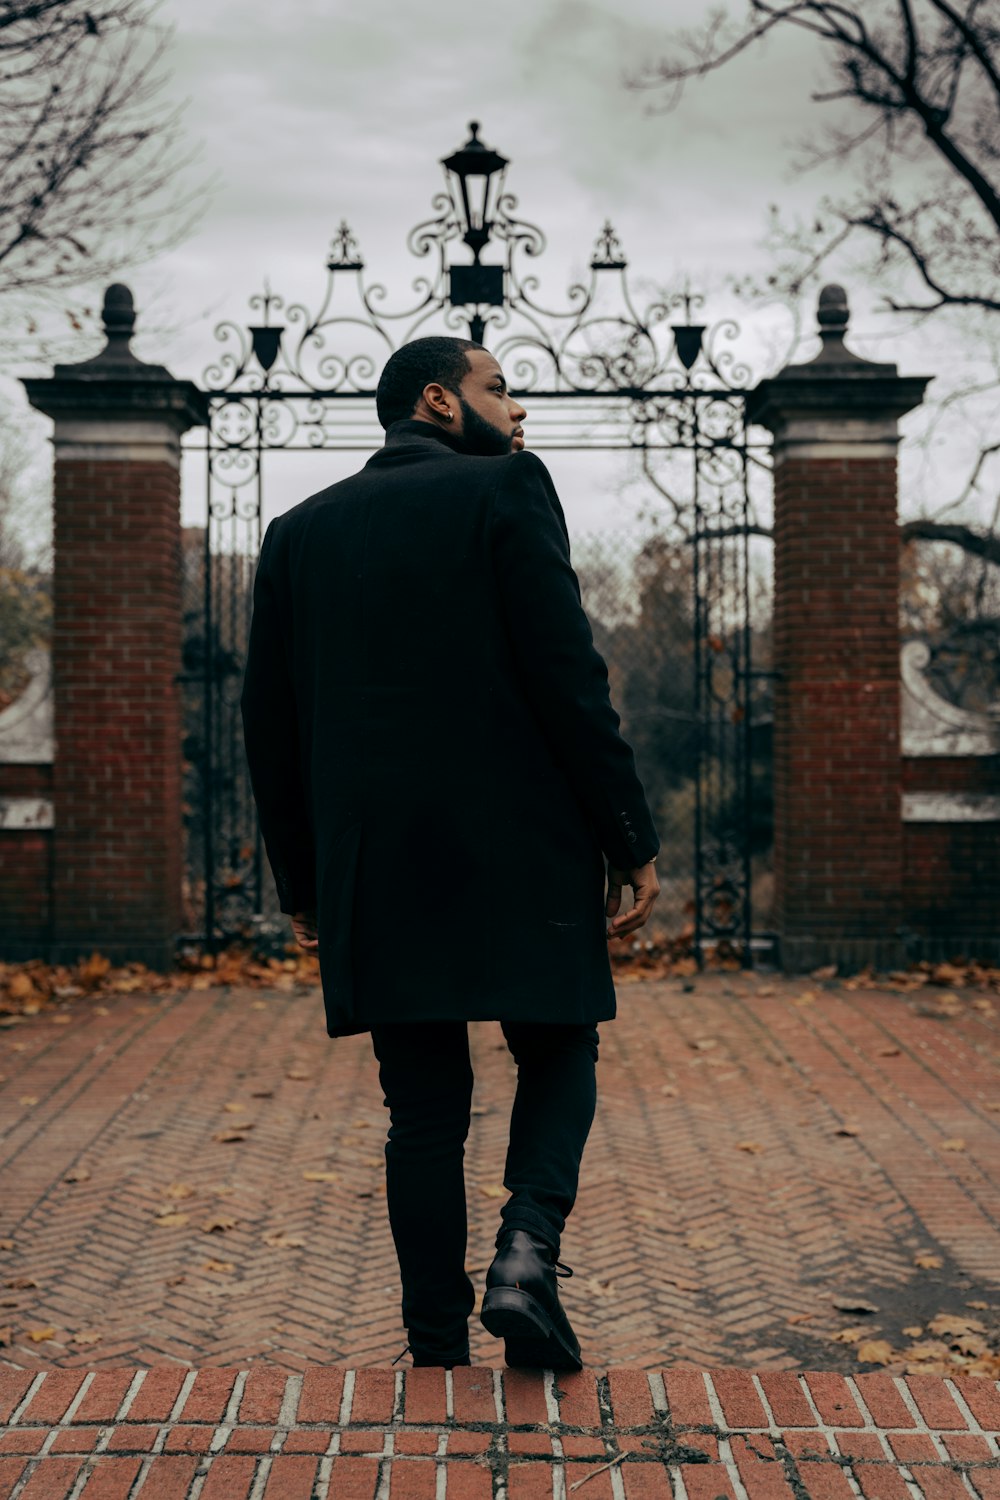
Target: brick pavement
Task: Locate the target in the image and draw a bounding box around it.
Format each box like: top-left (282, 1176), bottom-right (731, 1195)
top-left (0, 972), bottom-right (998, 1372)
top-left (2, 1364), bottom-right (999, 1497)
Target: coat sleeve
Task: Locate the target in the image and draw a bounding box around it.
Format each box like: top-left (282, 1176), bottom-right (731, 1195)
top-left (489, 450), bottom-right (660, 871)
top-left (240, 519), bottom-right (317, 915)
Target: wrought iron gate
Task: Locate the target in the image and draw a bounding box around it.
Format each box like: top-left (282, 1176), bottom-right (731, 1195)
top-left (181, 124), bottom-right (772, 961)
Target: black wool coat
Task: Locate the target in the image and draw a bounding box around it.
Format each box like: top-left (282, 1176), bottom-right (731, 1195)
top-left (240, 419), bottom-right (660, 1037)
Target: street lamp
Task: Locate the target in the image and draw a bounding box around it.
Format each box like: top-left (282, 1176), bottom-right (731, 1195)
top-left (441, 121), bottom-right (508, 341)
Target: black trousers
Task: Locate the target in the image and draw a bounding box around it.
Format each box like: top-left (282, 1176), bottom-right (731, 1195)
top-left (369, 1018), bottom-right (601, 1359)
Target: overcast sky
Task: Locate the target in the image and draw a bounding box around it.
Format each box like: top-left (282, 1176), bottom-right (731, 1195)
top-left (4, 0), bottom-right (990, 544)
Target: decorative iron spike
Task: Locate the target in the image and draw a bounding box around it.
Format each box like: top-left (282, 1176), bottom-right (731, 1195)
top-left (590, 220), bottom-right (627, 271)
top-left (326, 221), bottom-right (364, 272)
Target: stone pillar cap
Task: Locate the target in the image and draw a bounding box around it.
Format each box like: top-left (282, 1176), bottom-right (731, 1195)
top-left (21, 283), bottom-right (208, 431)
top-left (746, 283), bottom-right (930, 430)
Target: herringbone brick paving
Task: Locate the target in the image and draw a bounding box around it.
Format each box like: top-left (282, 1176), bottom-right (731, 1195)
top-left (1, 1364), bottom-right (998, 1497)
top-left (1, 973), bottom-right (998, 1371)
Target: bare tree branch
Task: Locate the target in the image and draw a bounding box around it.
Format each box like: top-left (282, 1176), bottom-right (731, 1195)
top-left (0, 0), bottom-right (208, 318)
top-left (900, 517), bottom-right (1000, 563)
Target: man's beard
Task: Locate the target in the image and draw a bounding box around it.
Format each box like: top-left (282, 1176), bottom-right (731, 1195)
top-left (455, 397), bottom-right (514, 456)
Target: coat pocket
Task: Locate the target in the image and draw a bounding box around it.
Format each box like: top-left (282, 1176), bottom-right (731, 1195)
top-left (317, 820), bottom-right (363, 1032)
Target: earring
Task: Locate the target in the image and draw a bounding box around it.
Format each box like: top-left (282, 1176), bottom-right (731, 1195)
top-left (442, 410), bottom-right (453, 421)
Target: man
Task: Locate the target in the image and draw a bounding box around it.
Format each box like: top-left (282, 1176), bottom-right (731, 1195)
top-left (240, 336), bottom-right (660, 1372)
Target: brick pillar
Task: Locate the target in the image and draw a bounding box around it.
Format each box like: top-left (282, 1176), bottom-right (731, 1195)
top-left (22, 285), bottom-right (207, 968)
top-left (746, 285), bottom-right (929, 972)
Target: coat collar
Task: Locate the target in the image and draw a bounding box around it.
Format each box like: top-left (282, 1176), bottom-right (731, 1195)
top-left (380, 417), bottom-right (465, 455)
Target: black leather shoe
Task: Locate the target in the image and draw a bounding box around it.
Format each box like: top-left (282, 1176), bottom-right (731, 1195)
top-left (479, 1228), bottom-right (582, 1371)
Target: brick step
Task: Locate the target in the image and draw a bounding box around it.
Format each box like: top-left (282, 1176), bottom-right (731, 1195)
top-left (1, 1365), bottom-right (998, 1498)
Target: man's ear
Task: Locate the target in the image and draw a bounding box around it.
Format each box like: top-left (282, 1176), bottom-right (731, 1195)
top-left (419, 381), bottom-right (454, 422)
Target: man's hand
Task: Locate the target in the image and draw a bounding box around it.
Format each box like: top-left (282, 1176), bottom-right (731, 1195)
top-left (291, 910), bottom-right (319, 951)
top-left (605, 860), bottom-right (660, 942)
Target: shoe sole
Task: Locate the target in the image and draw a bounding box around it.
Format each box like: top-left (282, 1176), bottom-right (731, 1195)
top-left (479, 1286), bottom-right (583, 1371)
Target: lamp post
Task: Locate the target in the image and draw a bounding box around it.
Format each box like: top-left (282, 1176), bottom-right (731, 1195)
top-left (441, 121), bottom-right (508, 344)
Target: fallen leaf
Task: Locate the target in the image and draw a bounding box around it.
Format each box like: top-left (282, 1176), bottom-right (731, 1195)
top-left (914, 1252), bottom-right (943, 1269)
top-left (834, 1124), bottom-right (860, 1137)
top-left (262, 1231), bottom-right (304, 1248)
top-left (213, 1129), bottom-right (251, 1143)
top-left (480, 1185), bottom-right (507, 1198)
top-left (786, 1312), bottom-right (814, 1325)
top-left (876, 1046), bottom-right (901, 1057)
top-left (689, 1038), bottom-right (718, 1051)
top-left (831, 1328), bottom-right (866, 1344)
top-left (687, 1233), bottom-right (721, 1250)
top-left (63, 1167), bottom-right (90, 1183)
top-left (6, 1278), bottom-right (37, 1289)
top-left (18, 1096), bottom-right (38, 1106)
top-left (161, 1183), bottom-right (195, 1200)
top-left (26, 1326), bottom-right (57, 1343)
top-left (0, 1240), bottom-right (13, 1252)
top-left (967, 1301), bottom-right (989, 1310)
top-left (223, 1103), bottom-right (246, 1114)
top-left (928, 1314), bottom-right (985, 1337)
top-left (202, 1259), bottom-right (235, 1274)
top-left (201, 1215), bottom-right (237, 1234)
top-left (302, 1171), bottom-right (340, 1183)
top-left (856, 1339), bottom-right (895, 1364)
top-left (811, 965), bottom-right (838, 981)
top-left (736, 1140), bottom-right (764, 1154)
top-left (940, 1138), bottom-right (966, 1152)
top-left (286, 1069), bottom-right (312, 1081)
top-left (71, 1330), bottom-right (102, 1345)
top-left (903, 1326), bottom-right (924, 1338)
top-left (351, 1119), bottom-right (370, 1129)
top-left (660, 1085), bottom-right (678, 1097)
top-left (251, 1089), bottom-right (274, 1098)
top-left (250, 1001), bottom-right (268, 1010)
top-left (755, 984), bottom-right (776, 997)
top-left (0, 1327), bottom-right (11, 1346)
top-left (904, 1340), bottom-right (951, 1361)
top-left (154, 1212), bottom-right (190, 1228)
top-left (832, 1298), bottom-right (879, 1315)
top-left (470, 1105), bottom-right (489, 1116)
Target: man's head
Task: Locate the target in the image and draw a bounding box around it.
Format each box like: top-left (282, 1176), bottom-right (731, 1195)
top-left (375, 335), bottom-right (527, 456)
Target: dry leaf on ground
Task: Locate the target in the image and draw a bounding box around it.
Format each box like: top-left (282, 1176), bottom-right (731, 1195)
top-left (856, 1339), bottom-right (895, 1364)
